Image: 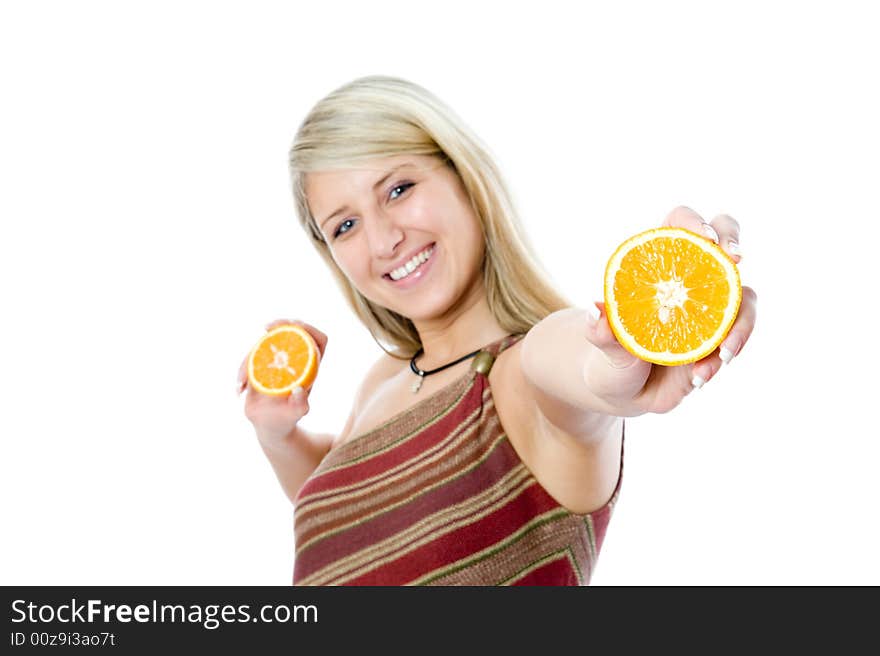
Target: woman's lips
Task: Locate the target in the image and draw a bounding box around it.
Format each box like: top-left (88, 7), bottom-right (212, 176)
top-left (383, 243), bottom-right (437, 289)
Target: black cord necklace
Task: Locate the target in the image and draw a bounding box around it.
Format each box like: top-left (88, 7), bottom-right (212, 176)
top-left (409, 346), bottom-right (483, 393)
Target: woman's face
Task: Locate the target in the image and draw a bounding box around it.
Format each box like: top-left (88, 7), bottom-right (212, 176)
top-left (305, 154), bottom-right (485, 321)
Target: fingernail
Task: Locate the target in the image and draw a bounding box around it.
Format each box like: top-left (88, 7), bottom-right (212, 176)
top-left (702, 224), bottom-right (720, 244)
top-left (719, 346), bottom-right (736, 365)
top-left (691, 374), bottom-right (705, 389)
top-left (727, 241), bottom-right (741, 257)
top-left (291, 385), bottom-right (304, 397)
top-left (587, 303), bottom-right (601, 323)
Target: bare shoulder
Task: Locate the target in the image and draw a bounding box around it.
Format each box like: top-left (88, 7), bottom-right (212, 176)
top-left (330, 351), bottom-right (402, 450)
top-left (490, 334), bottom-right (623, 515)
top-left (363, 351), bottom-right (405, 396)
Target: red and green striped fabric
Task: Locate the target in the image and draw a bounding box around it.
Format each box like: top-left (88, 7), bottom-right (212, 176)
top-left (292, 333), bottom-right (622, 586)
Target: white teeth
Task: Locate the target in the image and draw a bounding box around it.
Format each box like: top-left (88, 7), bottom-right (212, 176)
top-left (389, 245), bottom-right (434, 281)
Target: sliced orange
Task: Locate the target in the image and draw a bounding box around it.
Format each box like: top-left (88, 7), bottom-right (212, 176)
top-left (247, 325), bottom-right (320, 396)
top-left (603, 227), bottom-right (742, 366)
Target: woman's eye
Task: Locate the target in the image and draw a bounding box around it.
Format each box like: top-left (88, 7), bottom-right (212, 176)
top-left (389, 182), bottom-right (414, 201)
top-left (333, 218), bottom-right (355, 239)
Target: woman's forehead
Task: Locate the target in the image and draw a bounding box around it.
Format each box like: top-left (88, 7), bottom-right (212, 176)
top-left (305, 155), bottom-right (442, 199)
top-left (308, 154), bottom-right (437, 179)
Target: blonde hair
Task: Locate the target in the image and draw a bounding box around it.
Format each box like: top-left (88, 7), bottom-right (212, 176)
top-left (288, 75), bottom-right (571, 358)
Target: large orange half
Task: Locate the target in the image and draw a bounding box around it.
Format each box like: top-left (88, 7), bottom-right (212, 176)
top-left (247, 324), bottom-right (320, 396)
top-left (604, 227), bottom-right (742, 366)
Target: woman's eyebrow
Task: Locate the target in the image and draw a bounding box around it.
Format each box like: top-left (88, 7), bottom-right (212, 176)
top-left (318, 163), bottom-right (412, 229)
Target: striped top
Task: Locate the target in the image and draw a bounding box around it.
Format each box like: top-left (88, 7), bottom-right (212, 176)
top-left (292, 333), bottom-right (623, 586)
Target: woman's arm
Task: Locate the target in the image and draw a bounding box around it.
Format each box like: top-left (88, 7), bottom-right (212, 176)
top-left (520, 307), bottom-right (634, 446)
top-left (258, 427), bottom-right (336, 506)
top-left (258, 352), bottom-right (390, 505)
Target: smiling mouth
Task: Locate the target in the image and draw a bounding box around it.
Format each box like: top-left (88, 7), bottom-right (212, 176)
top-left (383, 243), bottom-right (436, 281)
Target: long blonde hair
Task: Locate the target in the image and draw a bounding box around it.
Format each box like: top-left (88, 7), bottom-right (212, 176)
top-left (289, 75), bottom-right (571, 358)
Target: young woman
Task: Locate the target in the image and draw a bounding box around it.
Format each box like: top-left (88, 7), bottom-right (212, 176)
top-left (236, 75), bottom-right (757, 585)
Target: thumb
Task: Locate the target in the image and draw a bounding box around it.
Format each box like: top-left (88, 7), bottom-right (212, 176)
top-left (287, 385), bottom-right (310, 415)
top-left (585, 301), bottom-right (640, 369)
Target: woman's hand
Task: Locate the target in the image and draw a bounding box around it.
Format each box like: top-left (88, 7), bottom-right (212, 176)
top-left (236, 319), bottom-right (328, 446)
top-left (583, 206), bottom-right (758, 416)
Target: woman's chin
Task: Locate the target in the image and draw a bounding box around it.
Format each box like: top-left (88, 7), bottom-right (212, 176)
top-left (386, 294), bottom-right (452, 323)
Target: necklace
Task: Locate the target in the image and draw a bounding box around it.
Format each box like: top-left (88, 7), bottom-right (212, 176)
top-left (409, 345), bottom-right (483, 393)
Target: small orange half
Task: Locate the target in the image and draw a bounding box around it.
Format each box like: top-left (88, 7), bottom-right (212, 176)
top-left (247, 325), bottom-right (320, 396)
top-left (604, 227), bottom-right (742, 366)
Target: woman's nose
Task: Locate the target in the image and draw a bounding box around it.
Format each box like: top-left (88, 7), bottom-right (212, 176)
top-left (364, 212), bottom-right (404, 257)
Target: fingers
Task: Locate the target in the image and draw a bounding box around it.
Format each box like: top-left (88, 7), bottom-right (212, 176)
top-left (690, 351), bottom-right (723, 390)
top-left (661, 206), bottom-right (742, 263)
top-left (661, 206), bottom-right (721, 245)
top-left (718, 286), bottom-right (757, 364)
top-left (237, 356), bottom-right (248, 395)
top-left (287, 385), bottom-right (310, 413)
top-left (708, 213), bottom-right (742, 263)
top-left (242, 383), bottom-right (310, 430)
top-left (691, 285), bottom-right (757, 387)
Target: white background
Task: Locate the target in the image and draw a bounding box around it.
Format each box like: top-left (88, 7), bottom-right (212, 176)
top-left (2, 0), bottom-right (877, 585)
